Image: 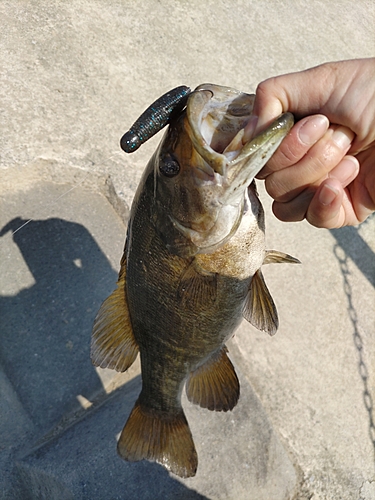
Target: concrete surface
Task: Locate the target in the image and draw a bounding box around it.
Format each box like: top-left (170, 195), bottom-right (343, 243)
top-left (1, 1), bottom-right (374, 499)
top-left (0, 183), bottom-right (297, 500)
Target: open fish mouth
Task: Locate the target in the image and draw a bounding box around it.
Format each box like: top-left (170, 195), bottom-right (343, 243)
top-left (186, 84), bottom-right (293, 197)
top-left (159, 84), bottom-right (293, 252)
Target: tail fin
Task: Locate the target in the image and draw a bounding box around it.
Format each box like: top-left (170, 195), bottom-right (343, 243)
top-left (117, 400), bottom-right (197, 478)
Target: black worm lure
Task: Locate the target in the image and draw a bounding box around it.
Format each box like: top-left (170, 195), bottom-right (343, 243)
top-left (120, 85), bottom-right (191, 153)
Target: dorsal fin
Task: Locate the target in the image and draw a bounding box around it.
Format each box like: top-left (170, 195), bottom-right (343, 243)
top-left (91, 254), bottom-right (138, 372)
top-left (242, 269), bottom-right (278, 336)
top-left (186, 347), bottom-right (240, 412)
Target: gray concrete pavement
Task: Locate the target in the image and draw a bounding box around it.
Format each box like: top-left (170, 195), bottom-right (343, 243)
top-left (0, 182), bottom-right (297, 500)
top-left (1, 1), bottom-right (374, 499)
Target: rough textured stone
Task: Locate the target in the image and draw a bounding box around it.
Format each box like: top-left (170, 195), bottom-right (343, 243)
top-left (230, 183), bottom-right (375, 500)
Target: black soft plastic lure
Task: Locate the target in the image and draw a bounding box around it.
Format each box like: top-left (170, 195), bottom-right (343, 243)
top-left (120, 85), bottom-right (191, 153)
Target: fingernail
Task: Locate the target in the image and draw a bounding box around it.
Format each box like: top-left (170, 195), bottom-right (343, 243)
top-left (319, 183), bottom-right (339, 206)
top-left (329, 156), bottom-right (359, 184)
top-left (332, 126), bottom-right (354, 149)
top-left (298, 115), bottom-right (329, 146)
top-left (243, 115), bottom-right (259, 143)
top-left (253, 114), bottom-right (274, 137)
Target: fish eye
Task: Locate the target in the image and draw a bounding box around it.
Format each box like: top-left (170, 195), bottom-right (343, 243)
top-left (159, 156), bottom-right (180, 177)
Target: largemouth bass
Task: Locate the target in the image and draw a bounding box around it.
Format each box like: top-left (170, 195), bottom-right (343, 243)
top-left (91, 84), bottom-right (298, 478)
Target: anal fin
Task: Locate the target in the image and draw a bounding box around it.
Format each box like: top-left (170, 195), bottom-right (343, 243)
top-left (186, 347), bottom-right (240, 412)
top-left (117, 399), bottom-right (197, 478)
top-left (91, 254), bottom-right (138, 372)
top-left (243, 269), bottom-right (278, 336)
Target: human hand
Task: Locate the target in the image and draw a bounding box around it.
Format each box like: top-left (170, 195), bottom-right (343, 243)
top-left (253, 58), bottom-right (375, 228)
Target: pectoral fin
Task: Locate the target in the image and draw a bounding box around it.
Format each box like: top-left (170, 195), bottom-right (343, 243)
top-left (91, 253), bottom-right (139, 372)
top-left (178, 260), bottom-right (217, 307)
top-left (186, 347), bottom-right (240, 411)
top-left (263, 250), bottom-right (300, 265)
top-left (243, 269), bottom-right (278, 336)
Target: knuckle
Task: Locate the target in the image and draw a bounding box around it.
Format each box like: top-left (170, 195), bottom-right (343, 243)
top-left (301, 141), bottom-right (344, 181)
top-left (273, 201), bottom-right (305, 222)
top-left (256, 77), bottom-right (278, 97)
top-left (306, 207), bottom-right (340, 229)
top-left (265, 173), bottom-right (285, 200)
top-left (265, 172), bottom-right (299, 202)
top-left (268, 131), bottom-right (308, 170)
top-left (276, 140), bottom-right (302, 165)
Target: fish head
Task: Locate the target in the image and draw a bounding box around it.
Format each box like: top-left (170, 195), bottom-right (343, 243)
top-left (152, 84), bottom-right (293, 257)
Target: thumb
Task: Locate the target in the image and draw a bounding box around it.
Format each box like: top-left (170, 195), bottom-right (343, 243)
top-left (253, 64), bottom-right (335, 133)
top-left (253, 76), bottom-right (287, 133)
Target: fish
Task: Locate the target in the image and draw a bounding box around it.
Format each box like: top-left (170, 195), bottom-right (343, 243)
top-left (91, 84), bottom-right (298, 478)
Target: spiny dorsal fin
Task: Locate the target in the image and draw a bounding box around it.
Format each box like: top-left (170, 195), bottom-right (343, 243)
top-left (91, 256), bottom-right (138, 372)
top-left (243, 269), bottom-right (278, 336)
top-left (178, 260), bottom-right (217, 307)
top-left (186, 346), bottom-right (240, 412)
top-left (263, 250), bottom-right (301, 265)
top-left (117, 399), bottom-right (197, 478)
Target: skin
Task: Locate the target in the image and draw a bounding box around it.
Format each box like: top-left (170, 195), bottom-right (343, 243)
top-left (252, 58), bottom-right (375, 228)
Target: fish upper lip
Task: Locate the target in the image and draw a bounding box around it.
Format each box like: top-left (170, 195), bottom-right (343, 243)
top-left (186, 89), bottom-right (228, 176)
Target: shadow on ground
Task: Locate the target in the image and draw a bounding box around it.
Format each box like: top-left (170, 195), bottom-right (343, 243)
top-left (0, 216), bottom-right (209, 499)
top-left (0, 217), bottom-right (114, 435)
top-left (13, 375), bottom-right (209, 500)
top-left (330, 221), bottom-right (375, 289)
top-left (330, 220), bottom-right (375, 462)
